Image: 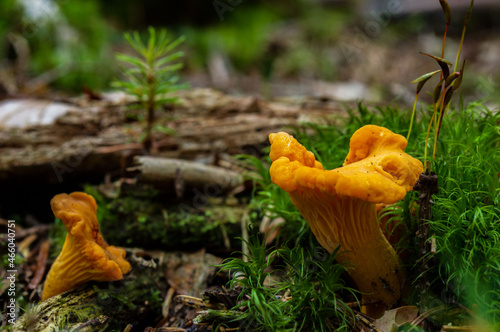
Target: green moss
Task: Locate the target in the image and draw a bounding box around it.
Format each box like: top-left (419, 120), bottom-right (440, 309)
top-left (218, 233), bottom-right (356, 331)
top-left (14, 249), bottom-right (165, 331)
top-left (78, 184), bottom-right (243, 251)
top-left (14, 288), bottom-right (108, 331)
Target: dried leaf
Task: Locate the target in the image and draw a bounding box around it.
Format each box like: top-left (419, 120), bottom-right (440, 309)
top-left (373, 305), bottom-right (419, 332)
top-left (164, 250), bottom-right (222, 296)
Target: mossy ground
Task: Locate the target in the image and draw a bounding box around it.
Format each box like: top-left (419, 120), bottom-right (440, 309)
top-left (48, 183), bottom-right (246, 256)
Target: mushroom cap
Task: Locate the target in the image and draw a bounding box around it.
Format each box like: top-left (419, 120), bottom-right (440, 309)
top-left (269, 125), bottom-right (423, 204)
top-left (41, 192), bottom-right (131, 300)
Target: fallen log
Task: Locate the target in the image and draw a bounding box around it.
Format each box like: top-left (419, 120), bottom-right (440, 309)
top-left (130, 156), bottom-right (243, 195)
top-left (0, 88), bottom-right (348, 190)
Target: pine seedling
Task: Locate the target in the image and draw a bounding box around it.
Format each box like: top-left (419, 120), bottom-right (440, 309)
top-left (113, 27), bottom-right (187, 151)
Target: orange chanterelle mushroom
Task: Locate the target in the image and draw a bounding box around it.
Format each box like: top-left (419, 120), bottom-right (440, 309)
top-left (269, 125), bottom-right (423, 313)
top-left (42, 192), bottom-right (131, 301)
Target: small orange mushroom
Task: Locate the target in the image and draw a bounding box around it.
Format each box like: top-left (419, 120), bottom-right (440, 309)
top-left (41, 192), bottom-right (131, 301)
top-left (269, 125), bottom-right (423, 314)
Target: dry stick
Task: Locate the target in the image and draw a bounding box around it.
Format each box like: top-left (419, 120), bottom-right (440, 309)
top-left (220, 223), bottom-right (231, 250)
top-left (355, 313), bottom-right (384, 332)
top-left (156, 328), bottom-right (187, 332)
top-left (413, 172), bottom-right (439, 316)
top-left (27, 240), bottom-right (50, 291)
top-left (130, 156), bottom-right (243, 193)
top-left (123, 324), bottom-right (133, 332)
top-left (441, 326), bottom-right (476, 331)
top-left (345, 299), bottom-right (384, 309)
top-left (162, 287), bottom-right (177, 318)
top-left (144, 79), bottom-right (156, 152)
top-left (3, 224), bottom-right (49, 242)
top-left (241, 210), bottom-right (250, 262)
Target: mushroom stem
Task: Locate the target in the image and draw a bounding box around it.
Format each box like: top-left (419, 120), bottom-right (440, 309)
top-left (41, 235), bottom-right (126, 301)
top-left (290, 189), bottom-right (402, 309)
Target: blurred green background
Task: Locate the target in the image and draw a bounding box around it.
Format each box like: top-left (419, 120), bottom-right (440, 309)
top-left (1, 0), bottom-right (499, 103)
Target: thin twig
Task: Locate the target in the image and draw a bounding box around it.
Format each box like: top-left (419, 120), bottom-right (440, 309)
top-left (162, 286), bottom-right (177, 318)
top-left (241, 210), bottom-right (250, 262)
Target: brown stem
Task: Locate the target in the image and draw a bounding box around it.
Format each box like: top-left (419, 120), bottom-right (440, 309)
top-left (143, 73), bottom-right (156, 152)
top-left (143, 104), bottom-right (154, 152)
top-left (432, 87), bottom-right (449, 160)
top-left (413, 172), bottom-right (439, 310)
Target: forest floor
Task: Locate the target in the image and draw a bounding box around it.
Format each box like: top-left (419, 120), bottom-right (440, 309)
top-left (0, 86), bottom-right (360, 331)
top-left (1, 14), bottom-right (500, 328)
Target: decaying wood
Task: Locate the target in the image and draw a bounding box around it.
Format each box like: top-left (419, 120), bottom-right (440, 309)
top-left (13, 286), bottom-right (110, 332)
top-left (130, 156), bottom-right (242, 194)
top-left (0, 88), bottom-right (348, 184)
